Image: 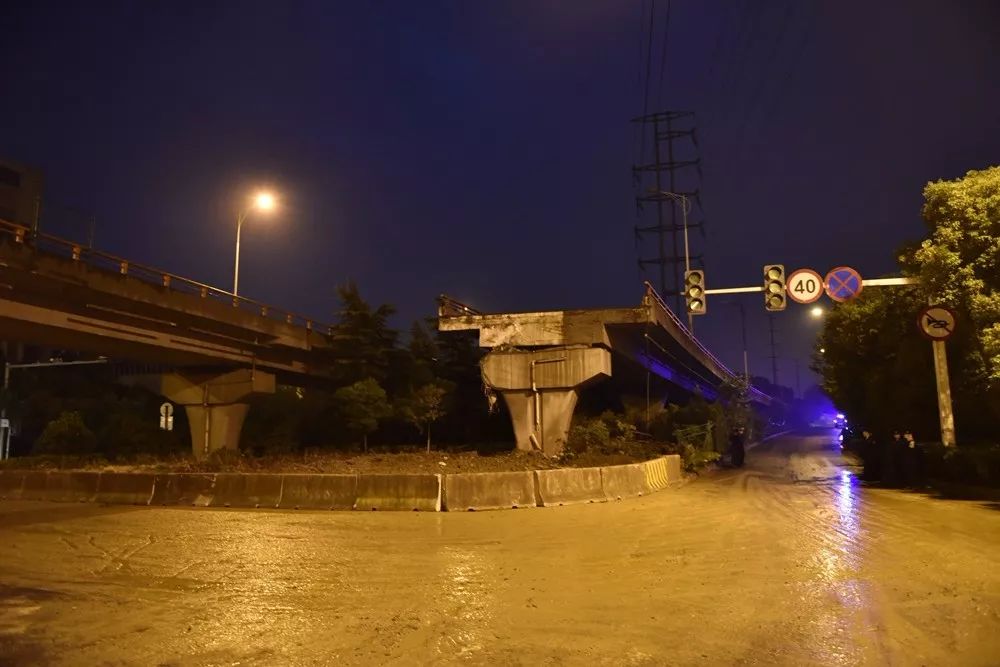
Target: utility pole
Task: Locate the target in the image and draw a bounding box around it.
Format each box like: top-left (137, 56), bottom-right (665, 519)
top-left (632, 111), bottom-right (706, 317)
top-left (768, 313), bottom-right (779, 386)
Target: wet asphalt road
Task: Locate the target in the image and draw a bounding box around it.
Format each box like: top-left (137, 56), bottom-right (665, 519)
top-left (1, 431), bottom-right (999, 666)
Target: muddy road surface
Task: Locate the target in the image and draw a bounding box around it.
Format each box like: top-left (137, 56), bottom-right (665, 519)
top-left (1, 431), bottom-right (998, 665)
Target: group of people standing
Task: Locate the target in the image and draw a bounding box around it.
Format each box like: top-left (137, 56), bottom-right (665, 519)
top-left (855, 429), bottom-right (925, 487)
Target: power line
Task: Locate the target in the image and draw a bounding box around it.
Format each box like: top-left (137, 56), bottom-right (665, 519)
top-left (655, 0), bottom-right (672, 109)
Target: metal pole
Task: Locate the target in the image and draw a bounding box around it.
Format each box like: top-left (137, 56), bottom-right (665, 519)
top-left (932, 340), bottom-right (956, 447)
top-left (739, 302), bottom-right (749, 379)
top-left (233, 211), bottom-right (245, 296)
top-left (681, 195), bottom-right (693, 334)
top-left (1, 362), bottom-right (9, 460)
top-left (644, 325), bottom-right (651, 429)
top-left (768, 314), bottom-right (779, 386)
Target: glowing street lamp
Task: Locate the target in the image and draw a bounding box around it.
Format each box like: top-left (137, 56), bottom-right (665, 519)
top-left (233, 191), bottom-right (276, 296)
top-left (810, 306), bottom-right (825, 318)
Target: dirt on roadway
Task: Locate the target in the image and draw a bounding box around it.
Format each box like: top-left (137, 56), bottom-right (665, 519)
top-left (1, 430), bottom-right (998, 666)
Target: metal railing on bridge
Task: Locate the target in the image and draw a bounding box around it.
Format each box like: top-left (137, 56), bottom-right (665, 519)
top-left (642, 281), bottom-right (773, 405)
top-left (0, 219), bottom-right (333, 336)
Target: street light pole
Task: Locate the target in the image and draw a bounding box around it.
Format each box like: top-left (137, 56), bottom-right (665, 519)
top-left (232, 191), bottom-right (276, 297)
top-left (233, 209), bottom-right (247, 296)
top-left (1, 361), bottom-right (10, 460)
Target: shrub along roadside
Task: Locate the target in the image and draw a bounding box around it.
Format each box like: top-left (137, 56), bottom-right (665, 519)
top-left (561, 409), bottom-right (722, 472)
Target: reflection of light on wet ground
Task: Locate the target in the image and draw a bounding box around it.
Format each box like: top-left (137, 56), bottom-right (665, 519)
top-left (438, 546), bottom-right (494, 660)
top-left (194, 521), bottom-right (304, 653)
top-left (804, 469), bottom-right (875, 665)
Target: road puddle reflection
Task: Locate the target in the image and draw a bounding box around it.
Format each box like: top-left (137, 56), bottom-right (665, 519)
top-left (436, 545), bottom-right (495, 660)
top-left (803, 469), bottom-right (876, 665)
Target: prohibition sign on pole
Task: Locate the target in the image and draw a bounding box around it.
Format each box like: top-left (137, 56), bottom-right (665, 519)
top-left (918, 304), bottom-right (956, 341)
top-left (825, 266), bottom-right (864, 302)
top-left (786, 268), bottom-right (824, 304)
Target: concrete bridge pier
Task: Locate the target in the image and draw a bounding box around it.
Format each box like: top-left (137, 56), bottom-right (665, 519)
top-left (126, 369), bottom-right (275, 460)
top-left (481, 347), bottom-right (611, 456)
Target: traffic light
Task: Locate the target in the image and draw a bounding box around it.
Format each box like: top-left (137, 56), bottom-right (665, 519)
top-left (763, 264), bottom-right (786, 311)
top-left (684, 269), bottom-right (707, 315)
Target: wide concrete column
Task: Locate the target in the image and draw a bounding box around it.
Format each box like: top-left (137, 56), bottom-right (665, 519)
top-left (482, 347), bottom-right (611, 456)
top-left (126, 369), bottom-right (275, 460)
top-left (181, 403), bottom-right (250, 460)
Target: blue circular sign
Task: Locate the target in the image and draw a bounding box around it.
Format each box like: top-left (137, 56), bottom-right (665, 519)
top-left (824, 266), bottom-right (864, 302)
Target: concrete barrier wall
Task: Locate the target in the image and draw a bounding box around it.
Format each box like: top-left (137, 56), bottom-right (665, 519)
top-left (210, 473), bottom-right (283, 508)
top-left (44, 471), bottom-right (101, 503)
top-left (20, 471), bottom-right (50, 501)
top-left (355, 474), bottom-right (442, 511)
top-left (279, 474), bottom-right (358, 510)
top-left (0, 455), bottom-right (683, 511)
top-left (535, 466), bottom-right (605, 506)
top-left (600, 463), bottom-right (648, 501)
top-left (443, 471), bottom-right (538, 511)
top-left (151, 473), bottom-right (218, 506)
top-left (0, 471), bottom-right (25, 499)
top-left (95, 473), bottom-right (155, 505)
top-left (642, 455), bottom-right (682, 492)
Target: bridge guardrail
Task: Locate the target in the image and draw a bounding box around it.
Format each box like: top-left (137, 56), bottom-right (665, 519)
top-left (0, 218), bottom-right (333, 336)
top-left (642, 281), bottom-right (773, 405)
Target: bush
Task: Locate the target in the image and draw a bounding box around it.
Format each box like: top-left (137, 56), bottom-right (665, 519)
top-left (34, 411), bottom-right (97, 455)
top-left (565, 419), bottom-right (611, 456)
top-left (923, 442), bottom-right (1000, 487)
top-left (98, 411), bottom-right (186, 460)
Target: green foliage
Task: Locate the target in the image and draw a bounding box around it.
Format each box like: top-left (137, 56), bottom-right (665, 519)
top-left (565, 418), bottom-right (611, 455)
top-left (98, 410), bottom-right (185, 460)
top-left (35, 411), bottom-right (97, 455)
top-left (330, 282), bottom-right (398, 386)
top-left (908, 166), bottom-right (1000, 382)
top-left (242, 387), bottom-right (308, 456)
top-left (816, 166), bottom-right (1000, 441)
top-left (334, 378), bottom-right (392, 451)
top-left (398, 383), bottom-right (449, 451)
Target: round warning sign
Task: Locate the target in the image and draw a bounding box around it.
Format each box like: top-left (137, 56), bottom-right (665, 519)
top-left (918, 305), bottom-right (956, 341)
top-left (825, 266), bottom-right (864, 303)
top-left (786, 268), bottom-right (824, 304)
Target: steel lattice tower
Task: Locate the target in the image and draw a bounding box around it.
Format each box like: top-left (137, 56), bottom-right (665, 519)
top-left (631, 110), bottom-right (706, 315)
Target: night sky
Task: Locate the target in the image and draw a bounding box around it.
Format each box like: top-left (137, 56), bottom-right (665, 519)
top-left (3, 1), bottom-right (998, 391)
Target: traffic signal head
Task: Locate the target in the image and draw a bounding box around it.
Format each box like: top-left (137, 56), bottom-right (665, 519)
top-left (684, 269), bottom-right (707, 315)
top-left (763, 264), bottom-right (786, 311)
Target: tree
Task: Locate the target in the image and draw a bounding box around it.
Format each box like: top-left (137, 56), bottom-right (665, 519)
top-left (814, 166), bottom-right (1000, 441)
top-left (334, 378), bottom-right (392, 451)
top-left (34, 411), bottom-right (97, 455)
top-left (904, 166), bottom-right (1000, 384)
top-left (330, 283), bottom-right (398, 386)
top-left (399, 383), bottom-right (448, 452)
top-left (812, 287), bottom-right (939, 437)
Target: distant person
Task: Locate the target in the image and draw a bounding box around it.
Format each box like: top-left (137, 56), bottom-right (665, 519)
top-left (881, 430), bottom-right (903, 487)
top-left (730, 426), bottom-right (747, 468)
top-left (902, 430), bottom-right (924, 487)
top-left (860, 430), bottom-right (881, 481)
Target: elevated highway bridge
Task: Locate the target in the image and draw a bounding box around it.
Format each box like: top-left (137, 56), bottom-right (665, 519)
top-left (438, 284), bottom-right (773, 456)
top-left (0, 219), bottom-right (334, 458)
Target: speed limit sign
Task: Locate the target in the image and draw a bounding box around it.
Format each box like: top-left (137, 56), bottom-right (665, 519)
top-left (786, 268), bottom-right (824, 304)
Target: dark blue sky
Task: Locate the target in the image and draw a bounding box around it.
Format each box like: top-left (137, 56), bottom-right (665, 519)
top-left (2, 0), bottom-right (998, 391)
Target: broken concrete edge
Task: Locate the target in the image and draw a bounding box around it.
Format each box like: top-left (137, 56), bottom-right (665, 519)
top-left (0, 455), bottom-right (682, 512)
